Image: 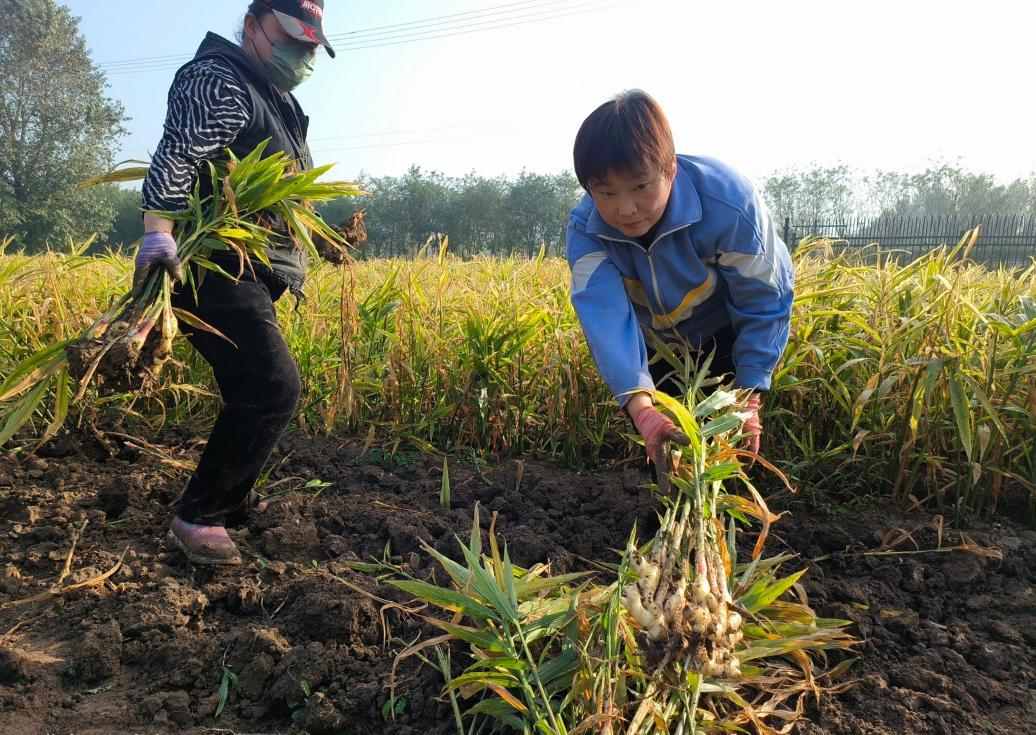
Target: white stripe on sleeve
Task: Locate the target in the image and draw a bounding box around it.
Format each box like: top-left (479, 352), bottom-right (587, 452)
top-left (571, 251), bottom-right (609, 293)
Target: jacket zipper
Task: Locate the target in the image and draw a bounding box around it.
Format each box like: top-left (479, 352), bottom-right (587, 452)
top-left (598, 223), bottom-right (694, 333)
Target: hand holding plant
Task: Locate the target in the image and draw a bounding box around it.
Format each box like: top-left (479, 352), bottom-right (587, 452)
top-left (633, 403), bottom-right (690, 465)
top-left (0, 140), bottom-right (365, 447)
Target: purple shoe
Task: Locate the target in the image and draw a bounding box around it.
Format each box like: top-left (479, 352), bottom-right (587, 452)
top-left (167, 516), bottom-right (242, 566)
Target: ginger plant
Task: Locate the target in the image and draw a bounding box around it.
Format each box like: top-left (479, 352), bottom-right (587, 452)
top-left (621, 389), bottom-right (750, 674)
top-left (383, 386), bottom-right (858, 735)
top-left (0, 141), bottom-right (364, 446)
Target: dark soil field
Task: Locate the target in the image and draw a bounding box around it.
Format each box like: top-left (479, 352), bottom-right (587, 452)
top-left (1, 432), bottom-right (1033, 735)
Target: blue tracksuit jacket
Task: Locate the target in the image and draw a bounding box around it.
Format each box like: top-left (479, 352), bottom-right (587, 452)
top-left (566, 155), bottom-right (794, 405)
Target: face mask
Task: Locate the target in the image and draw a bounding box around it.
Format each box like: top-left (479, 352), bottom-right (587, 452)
top-left (253, 23), bottom-right (316, 91)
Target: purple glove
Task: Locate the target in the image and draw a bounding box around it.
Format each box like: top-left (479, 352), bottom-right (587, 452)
top-left (133, 231), bottom-right (183, 295)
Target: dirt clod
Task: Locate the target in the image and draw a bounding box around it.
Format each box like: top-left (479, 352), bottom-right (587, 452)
top-left (0, 647), bottom-right (27, 685)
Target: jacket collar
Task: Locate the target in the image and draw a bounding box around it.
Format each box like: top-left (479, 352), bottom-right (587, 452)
top-left (586, 162), bottom-right (703, 243)
top-left (197, 33), bottom-right (257, 70)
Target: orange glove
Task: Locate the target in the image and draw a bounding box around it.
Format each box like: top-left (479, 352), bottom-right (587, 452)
top-left (633, 406), bottom-right (690, 465)
top-left (741, 393), bottom-right (762, 456)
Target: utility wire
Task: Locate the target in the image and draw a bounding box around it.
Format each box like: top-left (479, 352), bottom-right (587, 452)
top-left (308, 130), bottom-right (516, 155)
top-left (98, 0), bottom-right (583, 70)
top-left (325, 0), bottom-right (624, 49)
top-left (99, 0), bottom-right (635, 75)
top-left (103, 1), bottom-right (621, 74)
top-left (307, 120), bottom-right (513, 143)
top-left (323, 0), bottom-right (568, 41)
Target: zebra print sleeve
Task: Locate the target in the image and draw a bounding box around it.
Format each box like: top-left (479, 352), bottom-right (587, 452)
top-left (141, 57), bottom-right (253, 212)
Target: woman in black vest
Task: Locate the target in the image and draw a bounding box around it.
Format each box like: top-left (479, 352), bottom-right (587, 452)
top-left (137, 0), bottom-right (335, 565)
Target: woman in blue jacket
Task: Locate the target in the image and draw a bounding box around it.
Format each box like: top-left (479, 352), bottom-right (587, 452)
top-left (567, 90), bottom-right (794, 467)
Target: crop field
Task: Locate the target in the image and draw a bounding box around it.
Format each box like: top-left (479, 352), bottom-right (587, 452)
top-left (0, 238), bottom-right (1034, 734)
top-left (3, 236), bottom-right (1033, 513)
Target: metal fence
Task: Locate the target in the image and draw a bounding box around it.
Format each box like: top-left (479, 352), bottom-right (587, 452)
top-left (782, 214), bottom-right (1036, 267)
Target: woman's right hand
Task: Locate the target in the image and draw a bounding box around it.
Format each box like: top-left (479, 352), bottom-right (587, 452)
top-left (631, 401), bottom-right (690, 466)
top-left (133, 230), bottom-right (183, 296)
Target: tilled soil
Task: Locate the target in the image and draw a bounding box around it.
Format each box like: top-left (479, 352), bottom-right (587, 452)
top-left (0, 432), bottom-right (1033, 735)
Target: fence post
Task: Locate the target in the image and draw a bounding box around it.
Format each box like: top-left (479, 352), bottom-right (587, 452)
top-left (783, 217), bottom-right (792, 251)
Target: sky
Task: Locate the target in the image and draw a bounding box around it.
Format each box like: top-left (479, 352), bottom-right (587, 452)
top-left (62, 0), bottom-right (1035, 187)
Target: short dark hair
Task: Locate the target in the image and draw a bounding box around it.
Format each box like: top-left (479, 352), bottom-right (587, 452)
top-left (573, 90), bottom-right (675, 191)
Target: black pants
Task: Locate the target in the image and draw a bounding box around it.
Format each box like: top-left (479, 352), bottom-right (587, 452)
top-left (647, 324), bottom-right (737, 398)
top-left (170, 270), bottom-right (301, 526)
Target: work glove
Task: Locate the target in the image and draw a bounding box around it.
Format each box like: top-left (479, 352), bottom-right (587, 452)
top-left (633, 406), bottom-right (690, 466)
top-left (741, 392), bottom-right (762, 456)
top-left (133, 231), bottom-right (183, 296)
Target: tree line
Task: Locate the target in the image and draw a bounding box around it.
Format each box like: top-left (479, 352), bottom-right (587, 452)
top-left (85, 164), bottom-right (1036, 258)
top-left (316, 167), bottom-right (582, 258)
top-left (763, 164), bottom-right (1036, 226)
